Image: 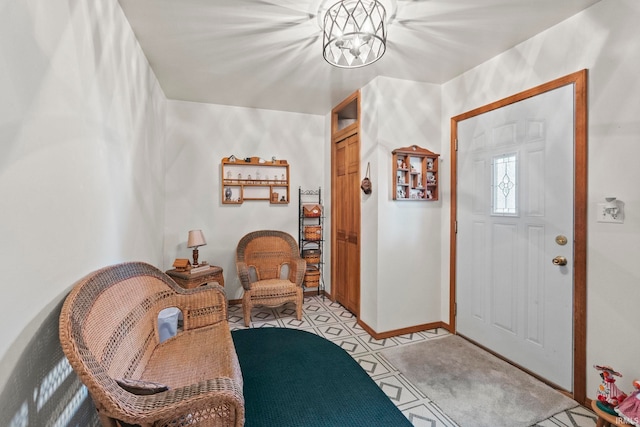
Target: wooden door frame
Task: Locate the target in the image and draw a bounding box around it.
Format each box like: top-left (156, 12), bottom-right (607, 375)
top-left (449, 70), bottom-right (588, 404)
top-left (330, 90), bottom-right (361, 315)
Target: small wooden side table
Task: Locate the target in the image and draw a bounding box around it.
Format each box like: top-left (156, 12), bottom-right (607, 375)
top-left (591, 400), bottom-right (632, 427)
top-left (166, 266), bottom-right (224, 289)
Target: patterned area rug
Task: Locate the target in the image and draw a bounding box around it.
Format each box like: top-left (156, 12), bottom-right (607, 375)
top-left (232, 327), bottom-right (412, 427)
top-left (381, 335), bottom-right (577, 427)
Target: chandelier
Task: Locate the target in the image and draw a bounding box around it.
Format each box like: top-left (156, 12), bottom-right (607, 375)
top-left (322, 0), bottom-right (387, 68)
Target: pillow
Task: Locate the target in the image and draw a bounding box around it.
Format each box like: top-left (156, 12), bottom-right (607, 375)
top-left (116, 378), bottom-right (169, 395)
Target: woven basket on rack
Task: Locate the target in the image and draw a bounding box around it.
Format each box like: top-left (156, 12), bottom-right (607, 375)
top-left (302, 249), bottom-right (321, 264)
top-left (304, 225), bottom-right (322, 241)
top-left (304, 266), bottom-right (320, 288)
top-left (303, 204), bottom-right (322, 218)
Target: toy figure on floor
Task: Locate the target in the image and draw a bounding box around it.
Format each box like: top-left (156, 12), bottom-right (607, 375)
top-left (594, 364), bottom-right (628, 415)
top-left (616, 379), bottom-right (640, 427)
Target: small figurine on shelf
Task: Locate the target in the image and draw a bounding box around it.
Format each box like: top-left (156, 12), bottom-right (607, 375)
top-left (224, 187), bottom-right (232, 201)
top-left (594, 364), bottom-right (628, 415)
top-left (427, 158), bottom-right (434, 170)
top-left (280, 195), bottom-right (286, 202)
top-left (418, 190), bottom-right (425, 199)
top-left (426, 190), bottom-right (433, 199)
top-left (615, 379), bottom-right (640, 427)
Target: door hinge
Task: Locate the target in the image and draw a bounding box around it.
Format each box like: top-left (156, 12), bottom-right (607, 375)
top-left (454, 302), bottom-right (457, 316)
top-left (454, 221), bottom-right (458, 234)
top-left (455, 138), bottom-right (458, 151)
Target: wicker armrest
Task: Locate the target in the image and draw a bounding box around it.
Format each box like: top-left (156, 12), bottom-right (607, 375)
top-left (113, 377), bottom-right (244, 426)
top-left (174, 283), bottom-right (228, 330)
top-left (289, 257), bottom-right (306, 286)
top-left (236, 261), bottom-right (253, 290)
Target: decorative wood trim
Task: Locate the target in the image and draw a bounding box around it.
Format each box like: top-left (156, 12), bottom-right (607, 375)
top-left (450, 69), bottom-right (588, 404)
top-left (331, 90), bottom-right (360, 142)
top-left (573, 69), bottom-right (589, 406)
top-left (450, 117), bottom-right (458, 333)
top-left (391, 145), bottom-right (439, 156)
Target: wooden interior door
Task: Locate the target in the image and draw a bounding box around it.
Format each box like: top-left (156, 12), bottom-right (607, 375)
top-left (333, 133), bottom-right (360, 315)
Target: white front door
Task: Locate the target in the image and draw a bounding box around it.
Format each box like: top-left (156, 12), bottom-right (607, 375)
top-left (456, 84), bottom-right (574, 390)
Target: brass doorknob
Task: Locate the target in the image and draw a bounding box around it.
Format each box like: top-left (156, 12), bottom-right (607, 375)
top-left (552, 256), bottom-right (568, 266)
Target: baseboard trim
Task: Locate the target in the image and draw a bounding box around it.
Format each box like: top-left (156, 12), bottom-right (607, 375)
top-left (358, 319), bottom-right (447, 340)
top-left (303, 289), bottom-right (327, 298)
top-left (228, 292), bottom-right (450, 341)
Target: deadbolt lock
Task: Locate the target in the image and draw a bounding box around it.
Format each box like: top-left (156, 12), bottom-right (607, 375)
top-left (552, 256), bottom-right (568, 266)
top-left (555, 235), bottom-right (568, 246)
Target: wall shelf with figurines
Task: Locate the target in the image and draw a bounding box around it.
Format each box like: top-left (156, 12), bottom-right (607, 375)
top-left (221, 156), bottom-right (289, 204)
top-left (392, 145), bottom-right (440, 201)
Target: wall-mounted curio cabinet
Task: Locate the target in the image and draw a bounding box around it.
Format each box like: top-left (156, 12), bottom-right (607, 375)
top-left (221, 156), bottom-right (289, 204)
top-left (392, 145), bottom-right (440, 201)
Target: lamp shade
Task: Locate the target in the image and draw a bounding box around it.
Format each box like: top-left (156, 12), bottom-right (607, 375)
top-left (323, 0), bottom-right (387, 68)
top-left (187, 230), bottom-right (206, 248)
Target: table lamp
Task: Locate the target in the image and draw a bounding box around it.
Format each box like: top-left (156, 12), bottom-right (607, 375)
top-left (187, 229), bottom-right (206, 266)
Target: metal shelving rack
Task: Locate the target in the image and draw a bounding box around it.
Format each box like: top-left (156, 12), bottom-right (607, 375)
top-left (298, 187), bottom-right (324, 296)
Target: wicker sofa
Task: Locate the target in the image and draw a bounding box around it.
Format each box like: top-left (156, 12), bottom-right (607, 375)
top-left (59, 262), bottom-right (244, 427)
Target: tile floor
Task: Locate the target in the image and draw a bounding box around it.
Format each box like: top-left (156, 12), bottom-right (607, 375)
top-left (228, 295), bottom-right (597, 427)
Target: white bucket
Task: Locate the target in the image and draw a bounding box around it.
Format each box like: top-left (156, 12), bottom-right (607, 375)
top-left (158, 307), bottom-right (180, 342)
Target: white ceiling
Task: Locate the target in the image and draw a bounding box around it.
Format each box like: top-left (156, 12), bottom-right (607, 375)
top-left (117, 0), bottom-right (601, 115)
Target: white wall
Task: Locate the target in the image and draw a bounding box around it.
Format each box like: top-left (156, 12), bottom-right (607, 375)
top-left (440, 0), bottom-right (640, 398)
top-left (164, 101), bottom-right (325, 300)
top-left (0, 0), bottom-right (166, 389)
top-left (360, 77), bottom-right (443, 333)
top-left (2, 0), bottom-right (637, 407)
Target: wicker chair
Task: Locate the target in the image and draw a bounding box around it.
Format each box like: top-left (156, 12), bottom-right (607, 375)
top-left (59, 262), bottom-right (245, 427)
top-left (236, 230), bottom-right (306, 327)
